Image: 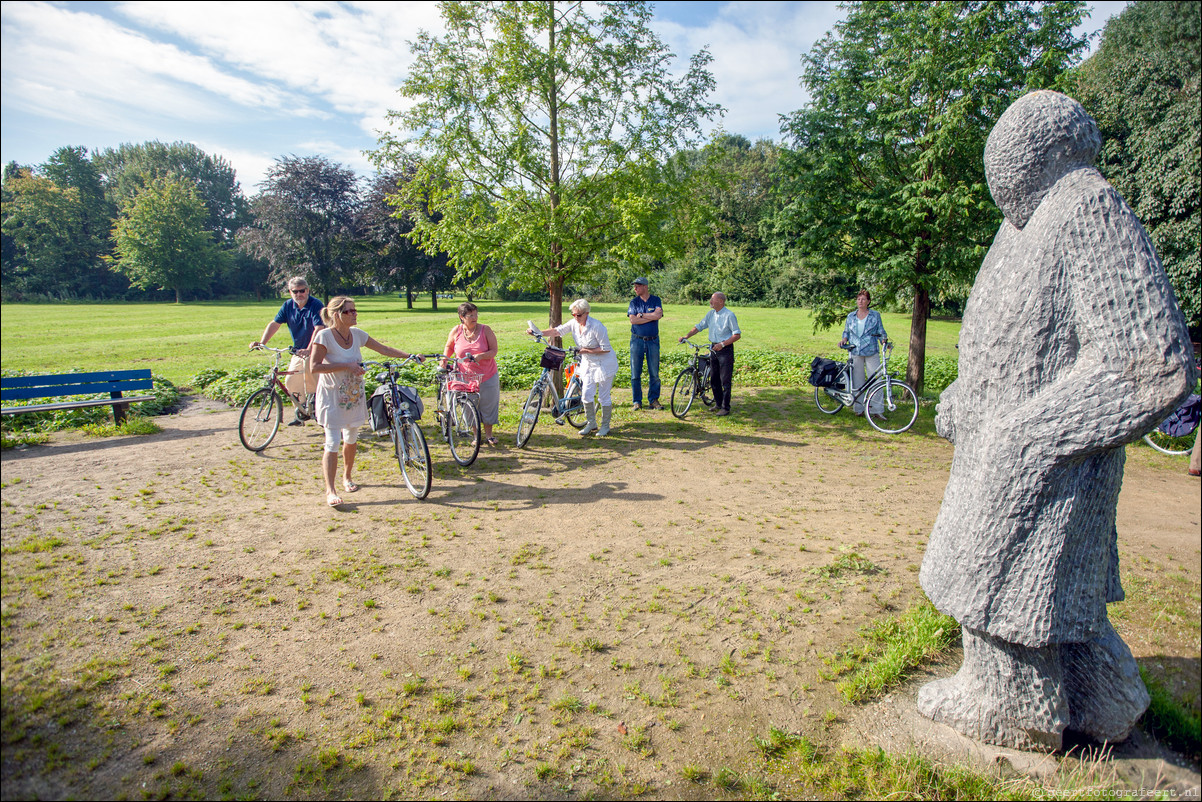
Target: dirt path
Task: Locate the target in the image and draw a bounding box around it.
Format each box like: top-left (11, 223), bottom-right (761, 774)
top-left (2, 392), bottom-right (1198, 799)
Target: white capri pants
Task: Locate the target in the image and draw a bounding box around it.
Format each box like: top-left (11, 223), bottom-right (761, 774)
top-left (580, 373), bottom-right (616, 407)
top-left (323, 426), bottom-right (360, 453)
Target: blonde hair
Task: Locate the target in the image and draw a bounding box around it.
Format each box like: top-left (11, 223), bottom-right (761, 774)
top-left (321, 296), bottom-right (355, 327)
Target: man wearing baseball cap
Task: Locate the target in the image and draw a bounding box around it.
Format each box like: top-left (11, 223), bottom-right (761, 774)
top-left (627, 276), bottom-right (664, 410)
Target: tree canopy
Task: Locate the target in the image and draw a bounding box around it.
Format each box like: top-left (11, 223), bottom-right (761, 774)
top-left (237, 156), bottom-right (361, 300)
top-left (775, 0), bottom-right (1088, 393)
top-left (1074, 0), bottom-right (1200, 331)
top-left (375, 0), bottom-right (721, 328)
top-left (110, 174), bottom-right (229, 303)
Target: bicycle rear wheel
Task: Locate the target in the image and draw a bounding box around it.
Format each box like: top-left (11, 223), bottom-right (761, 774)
top-left (448, 396), bottom-right (481, 466)
top-left (397, 418), bottom-right (432, 499)
top-left (814, 386), bottom-right (844, 414)
top-left (516, 384), bottom-right (544, 448)
top-left (1143, 424), bottom-right (1197, 455)
top-left (865, 380), bottom-right (918, 434)
top-left (239, 388), bottom-right (282, 451)
top-left (562, 377), bottom-right (585, 429)
top-left (671, 369), bottom-right (697, 418)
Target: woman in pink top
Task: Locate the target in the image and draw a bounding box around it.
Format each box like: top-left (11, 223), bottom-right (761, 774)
top-left (443, 302), bottom-right (501, 446)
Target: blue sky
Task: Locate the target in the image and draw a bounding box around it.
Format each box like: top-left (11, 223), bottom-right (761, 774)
top-left (1, 1), bottom-right (1129, 193)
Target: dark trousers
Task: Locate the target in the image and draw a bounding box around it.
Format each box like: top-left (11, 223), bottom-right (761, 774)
top-left (710, 345), bottom-right (734, 410)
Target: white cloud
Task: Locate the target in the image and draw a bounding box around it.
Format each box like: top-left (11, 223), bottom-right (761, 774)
top-left (0, 1), bottom-right (309, 131)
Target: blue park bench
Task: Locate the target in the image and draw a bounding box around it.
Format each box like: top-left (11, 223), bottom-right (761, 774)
top-left (1, 370), bottom-right (156, 425)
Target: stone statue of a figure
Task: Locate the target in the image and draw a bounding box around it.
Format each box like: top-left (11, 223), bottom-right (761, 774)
top-left (918, 90), bottom-right (1197, 751)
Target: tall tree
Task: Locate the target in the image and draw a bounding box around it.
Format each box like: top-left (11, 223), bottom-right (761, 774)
top-left (110, 174), bottom-right (229, 303)
top-left (357, 170), bottom-right (453, 309)
top-left (776, 1), bottom-right (1088, 393)
top-left (41, 146), bottom-right (124, 296)
top-left (237, 156), bottom-right (360, 300)
top-left (2, 174), bottom-right (94, 299)
top-left (1073, 0), bottom-right (1200, 331)
top-left (375, 0), bottom-right (720, 330)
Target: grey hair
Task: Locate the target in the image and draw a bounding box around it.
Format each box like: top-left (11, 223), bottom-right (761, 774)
top-left (286, 276), bottom-right (309, 290)
top-left (569, 299), bottom-right (591, 315)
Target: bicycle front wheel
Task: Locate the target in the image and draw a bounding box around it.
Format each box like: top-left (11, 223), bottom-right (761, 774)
top-left (671, 369), bottom-right (697, 418)
top-left (448, 397), bottom-right (481, 467)
top-left (814, 386), bottom-right (844, 414)
top-left (1143, 423), bottom-right (1197, 455)
top-left (516, 384), bottom-right (544, 448)
top-left (865, 380), bottom-right (918, 434)
top-left (239, 388), bottom-right (282, 451)
top-left (562, 377), bottom-right (585, 429)
top-left (397, 419), bottom-right (432, 499)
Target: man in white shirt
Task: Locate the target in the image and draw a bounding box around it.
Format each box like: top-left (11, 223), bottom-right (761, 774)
top-left (680, 292), bottom-right (741, 416)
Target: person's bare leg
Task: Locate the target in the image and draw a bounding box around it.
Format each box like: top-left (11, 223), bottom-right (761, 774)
top-left (1189, 425), bottom-right (1201, 476)
top-left (323, 450), bottom-right (340, 502)
top-left (343, 442), bottom-right (357, 488)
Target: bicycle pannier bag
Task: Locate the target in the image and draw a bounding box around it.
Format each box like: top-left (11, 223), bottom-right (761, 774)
top-left (398, 385), bottom-right (424, 421)
top-left (540, 347), bottom-right (566, 370)
top-left (809, 357), bottom-right (842, 388)
top-left (1158, 393), bottom-right (1200, 437)
top-left (368, 385), bottom-right (391, 433)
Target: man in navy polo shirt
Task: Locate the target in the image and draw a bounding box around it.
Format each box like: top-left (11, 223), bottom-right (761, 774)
top-left (627, 276), bottom-right (664, 410)
top-left (251, 276), bottom-right (325, 425)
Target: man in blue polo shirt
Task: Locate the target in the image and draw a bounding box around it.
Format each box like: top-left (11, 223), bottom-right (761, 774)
top-left (680, 291), bottom-right (741, 416)
top-left (627, 276), bottom-right (664, 410)
top-left (251, 276), bottom-right (324, 425)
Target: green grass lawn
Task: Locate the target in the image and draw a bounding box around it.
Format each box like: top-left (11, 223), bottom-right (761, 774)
top-left (0, 297), bottom-right (961, 389)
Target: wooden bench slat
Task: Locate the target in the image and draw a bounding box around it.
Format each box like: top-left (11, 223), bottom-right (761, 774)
top-left (1, 379), bottom-right (154, 401)
top-left (1, 369), bottom-right (153, 389)
top-left (1, 396), bottom-right (157, 415)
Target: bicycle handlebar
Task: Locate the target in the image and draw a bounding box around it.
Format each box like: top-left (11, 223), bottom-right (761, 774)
top-left (250, 344), bottom-right (298, 355)
top-left (525, 328), bottom-right (580, 356)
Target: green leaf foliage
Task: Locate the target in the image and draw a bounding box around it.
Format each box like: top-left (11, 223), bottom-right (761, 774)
top-left (775, 1), bottom-right (1088, 393)
top-left (376, 0), bottom-right (721, 327)
top-left (1072, 0), bottom-right (1201, 330)
top-left (110, 174), bottom-right (230, 303)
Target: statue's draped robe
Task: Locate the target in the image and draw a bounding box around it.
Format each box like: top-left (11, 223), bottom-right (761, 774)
top-left (920, 168), bottom-right (1195, 648)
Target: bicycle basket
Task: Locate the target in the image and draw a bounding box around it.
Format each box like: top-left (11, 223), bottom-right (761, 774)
top-left (1158, 393), bottom-right (1200, 437)
top-left (809, 357), bottom-right (843, 388)
top-left (447, 371), bottom-right (480, 394)
top-left (397, 385), bottom-right (424, 420)
top-left (540, 347), bottom-right (566, 370)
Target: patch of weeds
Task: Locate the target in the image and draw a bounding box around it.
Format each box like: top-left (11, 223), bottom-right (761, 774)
top-left (815, 549), bottom-right (882, 579)
top-left (681, 764), bottom-right (709, 783)
top-left (620, 725), bottom-right (653, 757)
top-left (1140, 667), bottom-right (1201, 760)
top-left (754, 725), bottom-right (801, 758)
top-left (835, 600), bottom-right (958, 703)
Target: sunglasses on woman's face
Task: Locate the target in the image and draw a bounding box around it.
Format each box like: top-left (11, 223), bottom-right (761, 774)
top-left (571, 312), bottom-right (585, 317)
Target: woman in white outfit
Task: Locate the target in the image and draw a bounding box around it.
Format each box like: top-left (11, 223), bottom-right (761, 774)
top-left (310, 296), bottom-right (422, 507)
top-left (530, 299), bottom-right (619, 437)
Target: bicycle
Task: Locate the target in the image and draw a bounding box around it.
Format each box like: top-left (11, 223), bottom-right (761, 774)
top-left (670, 340), bottom-right (714, 419)
top-left (515, 325), bottom-right (585, 448)
top-left (812, 340), bottom-right (919, 434)
top-left (362, 357), bottom-right (432, 499)
top-left (239, 344), bottom-right (317, 452)
top-left (1142, 385), bottom-right (1200, 457)
top-left (432, 355), bottom-right (482, 467)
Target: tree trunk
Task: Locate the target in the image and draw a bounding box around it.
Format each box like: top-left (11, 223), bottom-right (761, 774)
top-left (549, 273), bottom-right (565, 394)
top-left (907, 285), bottom-right (930, 396)
top-left (431, 291), bottom-right (438, 311)
top-left (175, 287), bottom-right (182, 304)
top-left (406, 286), bottom-right (414, 309)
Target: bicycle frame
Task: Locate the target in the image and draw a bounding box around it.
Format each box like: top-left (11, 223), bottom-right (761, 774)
top-left (827, 344), bottom-right (892, 406)
top-left (432, 355), bottom-right (482, 467)
top-left (516, 331), bottom-right (584, 447)
top-left (251, 344), bottom-right (313, 416)
top-left (362, 357), bottom-right (432, 499)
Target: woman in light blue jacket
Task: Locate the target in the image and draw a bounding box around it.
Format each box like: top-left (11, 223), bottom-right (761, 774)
top-left (840, 290), bottom-right (888, 415)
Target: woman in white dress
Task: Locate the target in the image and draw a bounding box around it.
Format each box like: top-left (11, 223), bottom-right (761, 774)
top-left (530, 299), bottom-right (619, 437)
top-left (311, 296), bottom-right (422, 507)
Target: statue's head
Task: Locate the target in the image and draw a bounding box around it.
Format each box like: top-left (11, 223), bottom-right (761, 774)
top-left (984, 90), bottom-right (1101, 229)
